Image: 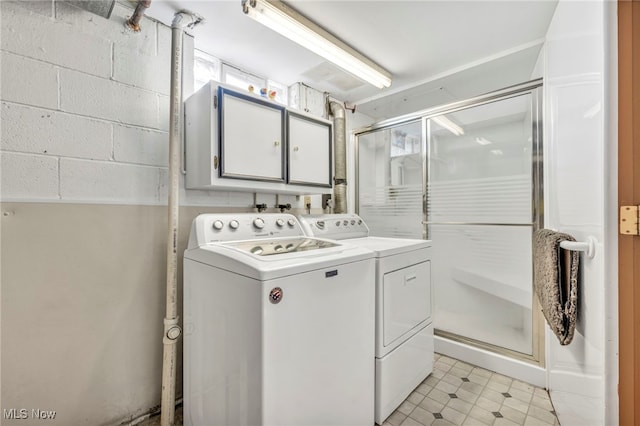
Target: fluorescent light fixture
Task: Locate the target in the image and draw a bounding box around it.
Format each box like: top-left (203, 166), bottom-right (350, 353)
top-left (431, 116), bottom-right (465, 136)
top-left (242, 0), bottom-right (392, 89)
top-left (490, 149), bottom-right (504, 155)
top-left (475, 137), bottom-right (493, 145)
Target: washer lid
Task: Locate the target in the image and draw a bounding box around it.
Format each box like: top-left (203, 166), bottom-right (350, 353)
top-left (184, 237), bottom-right (374, 281)
top-left (225, 237), bottom-right (338, 257)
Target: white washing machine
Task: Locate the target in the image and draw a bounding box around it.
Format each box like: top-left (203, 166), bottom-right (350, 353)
top-left (299, 214), bottom-right (433, 425)
top-left (183, 213), bottom-right (375, 426)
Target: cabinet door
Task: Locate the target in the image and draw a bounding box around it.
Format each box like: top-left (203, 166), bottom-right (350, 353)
top-left (287, 112), bottom-right (332, 187)
top-left (219, 87), bottom-right (285, 182)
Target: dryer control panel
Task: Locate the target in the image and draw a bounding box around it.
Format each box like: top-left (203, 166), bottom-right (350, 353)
top-left (298, 214), bottom-right (369, 240)
top-left (188, 213), bottom-right (305, 248)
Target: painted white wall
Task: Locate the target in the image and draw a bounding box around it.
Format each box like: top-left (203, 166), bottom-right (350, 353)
top-left (542, 1), bottom-right (617, 424)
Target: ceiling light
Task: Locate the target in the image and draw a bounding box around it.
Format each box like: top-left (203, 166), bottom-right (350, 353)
top-left (242, 0), bottom-right (392, 89)
top-left (490, 149), bottom-right (504, 155)
top-left (431, 116), bottom-right (465, 136)
top-left (475, 137), bottom-right (492, 145)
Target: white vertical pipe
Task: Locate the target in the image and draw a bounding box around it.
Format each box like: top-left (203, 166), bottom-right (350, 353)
top-left (160, 12), bottom-right (191, 426)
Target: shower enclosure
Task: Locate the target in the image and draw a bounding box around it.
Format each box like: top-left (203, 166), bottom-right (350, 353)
top-left (356, 80), bottom-right (544, 367)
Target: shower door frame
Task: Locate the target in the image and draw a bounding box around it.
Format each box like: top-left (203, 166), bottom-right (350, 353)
top-left (355, 79), bottom-right (545, 367)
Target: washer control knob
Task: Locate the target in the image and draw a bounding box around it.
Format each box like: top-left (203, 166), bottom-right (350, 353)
top-left (253, 218), bottom-right (265, 229)
top-left (358, 219), bottom-right (363, 225)
top-left (276, 218), bottom-right (285, 227)
top-left (213, 220), bottom-right (224, 230)
top-left (287, 219), bottom-right (296, 227)
top-left (316, 220), bottom-right (325, 229)
top-left (351, 220), bottom-right (356, 225)
top-left (343, 220), bottom-right (349, 226)
top-left (229, 220), bottom-right (239, 230)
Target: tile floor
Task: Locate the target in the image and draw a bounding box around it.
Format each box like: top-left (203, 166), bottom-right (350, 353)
top-left (381, 353), bottom-right (559, 426)
top-left (143, 353), bottom-right (559, 426)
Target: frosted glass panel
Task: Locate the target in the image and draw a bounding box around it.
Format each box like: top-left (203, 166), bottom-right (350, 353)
top-left (428, 94), bottom-right (535, 355)
top-left (428, 95), bottom-right (533, 224)
top-left (430, 225), bottom-right (533, 354)
top-left (358, 121), bottom-right (422, 239)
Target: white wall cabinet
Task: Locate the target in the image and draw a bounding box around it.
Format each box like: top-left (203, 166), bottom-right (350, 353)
top-left (220, 88), bottom-right (285, 182)
top-left (287, 111), bottom-right (332, 188)
top-left (185, 81), bottom-right (332, 194)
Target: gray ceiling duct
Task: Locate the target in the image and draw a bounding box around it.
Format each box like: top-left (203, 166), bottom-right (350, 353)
top-left (64, 0), bottom-right (116, 19)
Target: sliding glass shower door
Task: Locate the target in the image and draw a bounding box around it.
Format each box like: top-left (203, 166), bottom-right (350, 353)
top-left (427, 92), bottom-right (541, 356)
top-left (356, 83), bottom-right (543, 360)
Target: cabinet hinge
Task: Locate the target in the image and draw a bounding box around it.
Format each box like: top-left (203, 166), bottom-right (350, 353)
top-left (620, 205), bottom-right (640, 235)
top-left (213, 95), bottom-right (218, 109)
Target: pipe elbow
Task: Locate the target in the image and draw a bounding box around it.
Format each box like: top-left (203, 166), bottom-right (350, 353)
top-left (329, 101), bottom-right (346, 119)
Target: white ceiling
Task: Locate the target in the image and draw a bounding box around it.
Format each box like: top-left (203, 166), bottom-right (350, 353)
top-left (144, 0), bottom-right (557, 120)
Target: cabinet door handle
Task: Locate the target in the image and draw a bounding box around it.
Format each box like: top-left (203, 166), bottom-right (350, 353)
top-left (273, 141), bottom-right (280, 147)
top-left (293, 146), bottom-right (299, 152)
top-left (405, 274), bottom-right (417, 283)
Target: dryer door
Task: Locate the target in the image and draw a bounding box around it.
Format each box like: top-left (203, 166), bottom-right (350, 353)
top-left (383, 261), bottom-right (431, 347)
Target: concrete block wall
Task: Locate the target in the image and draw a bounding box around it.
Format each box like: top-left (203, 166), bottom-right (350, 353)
top-left (0, 0), bottom-right (307, 210)
top-left (1, 0), bottom-right (176, 205)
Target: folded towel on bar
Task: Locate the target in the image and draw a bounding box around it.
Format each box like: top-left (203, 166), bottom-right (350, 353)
top-left (533, 229), bottom-right (580, 345)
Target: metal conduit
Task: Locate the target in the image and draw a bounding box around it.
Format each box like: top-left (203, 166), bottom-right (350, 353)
top-left (330, 101), bottom-right (347, 213)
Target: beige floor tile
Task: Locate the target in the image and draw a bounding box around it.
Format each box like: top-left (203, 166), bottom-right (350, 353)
top-left (510, 380), bottom-right (535, 394)
top-left (469, 405), bottom-right (497, 424)
top-left (447, 397), bottom-right (473, 415)
top-left (489, 373), bottom-right (513, 386)
top-left (442, 373), bottom-right (464, 387)
top-left (432, 419), bottom-right (457, 426)
top-left (402, 416), bottom-right (426, 426)
top-left (398, 400), bottom-right (418, 415)
top-left (460, 381), bottom-right (485, 395)
top-left (493, 418), bottom-right (519, 426)
top-left (527, 405), bottom-right (557, 424)
top-left (425, 375), bottom-right (440, 387)
top-left (456, 387), bottom-right (480, 404)
top-left (499, 405), bottom-right (526, 424)
top-left (439, 356), bottom-right (457, 366)
top-left (485, 379), bottom-right (510, 393)
top-left (524, 415), bottom-right (553, 426)
top-left (475, 396), bottom-right (502, 413)
top-left (454, 361), bottom-right (474, 373)
top-left (449, 366), bottom-right (472, 378)
top-left (471, 367), bottom-right (493, 378)
top-left (462, 417), bottom-right (492, 426)
top-left (480, 388), bottom-right (506, 404)
top-left (388, 410), bottom-right (409, 426)
top-left (435, 379), bottom-right (460, 394)
top-left (408, 391), bottom-right (427, 405)
top-left (410, 406), bottom-right (436, 426)
top-left (468, 373), bottom-right (491, 386)
top-left (530, 395), bottom-right (554, 411)
top-left (533, 387), bottom-right (549, 399)
top-left (428, 388), bottom-right (453, 405)
top-left (432, 368), bottom-right (447, 379)
top-left (508, 388), bottom-right (533, 404)
top-left (441, 407), bottom-right (466, 426)
top-left (435, 361), bottom-right (454, 372)
top-left (502, 396), bottom-right (530, 414)
top-left (420, 396), bottom-right (446, 413)
top-left (417, 383), bottom-right (435, 395)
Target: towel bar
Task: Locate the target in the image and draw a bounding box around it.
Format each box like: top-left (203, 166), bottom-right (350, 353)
top-left (559, 236), bottom-right (597, 259)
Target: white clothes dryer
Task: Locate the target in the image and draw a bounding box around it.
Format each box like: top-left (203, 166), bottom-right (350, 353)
top-left (299, 213), bottom-right (434, 425)
top-left (184, 213), bottom-right (375, 426)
